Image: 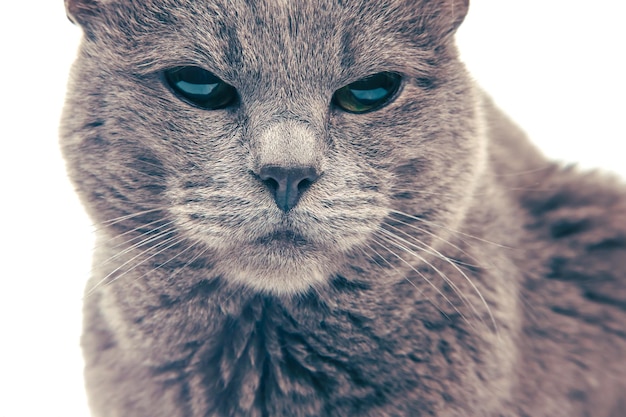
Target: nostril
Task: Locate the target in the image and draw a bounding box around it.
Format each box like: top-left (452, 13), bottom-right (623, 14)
top-left (297, 177), bottom-right (314, 194)
top-left (263, 177), bottom-right (279, 193)
top-left (258, 165), bottom-right (320, 212)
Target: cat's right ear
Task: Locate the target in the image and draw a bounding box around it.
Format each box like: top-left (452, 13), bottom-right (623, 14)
top-left (65, 0), bottom-right (103, 26)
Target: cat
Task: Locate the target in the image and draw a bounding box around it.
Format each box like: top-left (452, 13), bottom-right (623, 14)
top-left (60, 0), bottom-right (626, 416)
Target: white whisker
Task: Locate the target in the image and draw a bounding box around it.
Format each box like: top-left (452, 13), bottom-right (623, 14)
top-left (97, 227), bottom-right (177, 268)
top-left (389, 186), bottom-right (493, 199)
top-left (109, 221), bottom-right (176, 250)
top-left (389, 209), bottom-right (513, 249)
top-left (371, 235), bottom-right (469, 327)
top-left (359, 242), bottom-right (452, 321)
top-left (378, 226), bottom-right (498, 335)
top-left (385, 219), bottom-right (482, 269)
top-left (99, 234), bottom-right (189, 293)
top-left (86, 233), bottom-right (182, 296)
top-left (130, 240), bottom-right (203, 285)
top-left (101, 207), bottom-right (169, 227)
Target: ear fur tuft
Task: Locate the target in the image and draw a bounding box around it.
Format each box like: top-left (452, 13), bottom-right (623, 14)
top-left (65, 0), bottom-right (102, 26)
top-left (450, 0), bottom-right (469, 34)
top-left (430, 0), bottom-right (470, 40)
top-left (394, 0), bottom-right (470, 45)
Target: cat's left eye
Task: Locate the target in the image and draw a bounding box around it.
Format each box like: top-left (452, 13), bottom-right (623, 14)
top-left (163, 66), bottom-right (237, 110)
top-left (333, 72), bottom-right (402, 114)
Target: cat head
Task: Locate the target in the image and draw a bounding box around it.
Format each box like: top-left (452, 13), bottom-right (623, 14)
top-left (61, 0), bottom-right (485, 295)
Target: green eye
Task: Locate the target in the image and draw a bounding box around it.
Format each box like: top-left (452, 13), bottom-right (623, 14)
top-left (164, 66), bottom-right (237, 110)
top-left (333, 72), bottom-right (402, 114)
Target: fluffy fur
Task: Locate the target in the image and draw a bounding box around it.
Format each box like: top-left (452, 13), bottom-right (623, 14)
top-left (60, 0), bottom-right (626, 416)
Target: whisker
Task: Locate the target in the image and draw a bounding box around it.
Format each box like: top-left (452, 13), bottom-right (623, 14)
top-left (494, 164), bottom-right (554, 177)
top-left (387, 219), bottom-right (501, 285)
top-left (95, 227), bottom-right (177, 270)
top-left (389, 186), bottom-right (494, 199)
top-left (371, 235), bottom-right (470, 327)
top-left (378, 226), bottom-right (497, 335)
top-left (102, 234), bottom-right (190, 291)
top-left (359, 242), bottom-right (451, 321)
top-left (389, 209), bottom-right (513, 249)
top-left (130, 240), bottom-right (203, 285)
top-left (384, 215), bottom-right (504, 336)
top-left (163, 244), bottom-right (214, 287)
top-left (86, 233), bottom-right (181, 296)
top-left (377, 228), bottom-right (479, 311)
top-left (100, 207), bottom-right (169, 227)
top-left (109, 220), bottom-right (176, 250)
top-left (385, 219), bottom-right (483, 269)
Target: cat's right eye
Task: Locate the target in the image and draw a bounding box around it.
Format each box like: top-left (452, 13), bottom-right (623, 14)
top-left (163, 66), bottom-right (237, 110)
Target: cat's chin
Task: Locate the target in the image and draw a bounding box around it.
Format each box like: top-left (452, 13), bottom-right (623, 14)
top-left (220, 266), bottom-right (328, 295)
top-left (212, 240), bottom-right (338, 295)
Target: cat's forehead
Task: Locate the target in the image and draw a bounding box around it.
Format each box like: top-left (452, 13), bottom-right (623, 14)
top-left (93, 0), bottom-right (443, 84)
top-left (176, 0), bottom-right (423, 75)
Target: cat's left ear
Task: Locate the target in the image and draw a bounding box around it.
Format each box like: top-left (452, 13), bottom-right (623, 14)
top-left (450, 0), bottom-right (470, 33)
top-left (433, 0), bottom-right (469, 40)
top-left (65, 0), bottom-right (106, 26)
top-left (400, 0), bottom-right (469, 44)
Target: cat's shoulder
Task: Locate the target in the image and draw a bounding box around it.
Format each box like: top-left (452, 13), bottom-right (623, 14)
top-left (524, 166), bottom-right (626, 262)
top-left (511, 167), bottom-right (626, 413)
top-left (520, 166), bottom-right (626, 328)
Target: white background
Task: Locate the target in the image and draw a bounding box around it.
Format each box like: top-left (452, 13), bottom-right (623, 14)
top-left (1, 1), bottom-right (624, 416)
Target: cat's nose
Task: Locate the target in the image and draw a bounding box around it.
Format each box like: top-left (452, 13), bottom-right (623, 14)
top-left (258, 166), bottom-right (320, 212)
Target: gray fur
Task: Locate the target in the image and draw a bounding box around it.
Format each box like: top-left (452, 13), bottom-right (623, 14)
top-left (60, 0), bottom-right (626, 416)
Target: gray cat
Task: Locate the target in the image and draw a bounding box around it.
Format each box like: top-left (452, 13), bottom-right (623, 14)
top-left (60, 0), bottom-right (626, 416)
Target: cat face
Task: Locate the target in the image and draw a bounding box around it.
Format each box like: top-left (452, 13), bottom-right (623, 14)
top-left (62, 0), bottom-right (483, 295)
